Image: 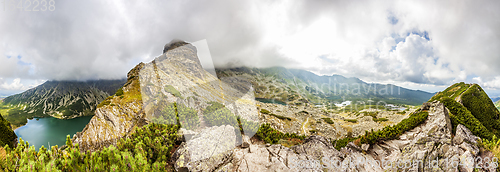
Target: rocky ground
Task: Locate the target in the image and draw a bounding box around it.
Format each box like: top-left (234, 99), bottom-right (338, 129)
top-left (173, 101), bottom-right (497, 172)
top-left (257, 102), bottom-right (417, 139)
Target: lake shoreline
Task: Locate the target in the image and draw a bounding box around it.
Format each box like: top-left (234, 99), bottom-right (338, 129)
top-left (14, 115), bottom-right (94, 150)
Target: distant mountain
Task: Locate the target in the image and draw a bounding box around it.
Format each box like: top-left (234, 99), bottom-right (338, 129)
top-left (216, 67), bottom-right (434, 106)
top-left (0, 79), bottom-right (126, 127)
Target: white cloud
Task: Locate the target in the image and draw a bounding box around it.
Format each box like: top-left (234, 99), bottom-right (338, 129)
top-left (1, 0), bottom-right (500, 93)
top-left (0, 78), bottom-right (27, 90)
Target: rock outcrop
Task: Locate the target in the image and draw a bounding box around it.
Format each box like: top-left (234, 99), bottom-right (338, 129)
top-left (174, 101), bottom-right (496, 171)
top-left (172, 125), bottom-right (236, 171)
top-left (73, 40), bottom-right (259, 152)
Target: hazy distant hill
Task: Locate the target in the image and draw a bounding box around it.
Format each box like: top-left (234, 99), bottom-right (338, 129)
top-left (0, 79), bottom-right (126, 127)
top-left (216, 67), bottom-right (434, 106)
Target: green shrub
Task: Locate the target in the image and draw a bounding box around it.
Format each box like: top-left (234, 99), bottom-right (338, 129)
top-left (441, 97), bottom-right (494, 140)
top-left (152, 102), bottom-right (199, 130)
top-left (360, 111), bottom-right (428, 144)
top-left (373, 118), bottom-right (388, 122)
top-left (260, 109), bottom-right (270, 114)
top-left (96, 96), bottom-right (114, 108)
top-left (269, 113), bottom-right (291, 121)
top-left (115, 87), bottom-right (124, 96)
top-left (0, 123), bottom-right (179, 171)
top-left (332, 137), bottom-right (357, 150)
top-left (255, 123), bottom-right (306, 144)
top-left (322, 118), bottom-right (334, 124)
top-left (344, 119), bottom-right (357, 123)
top-left (460, 84), bottom-right (500, 136)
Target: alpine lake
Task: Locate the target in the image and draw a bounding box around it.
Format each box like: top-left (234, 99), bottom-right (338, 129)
top-left (14, 116), bottom-right (93, 150)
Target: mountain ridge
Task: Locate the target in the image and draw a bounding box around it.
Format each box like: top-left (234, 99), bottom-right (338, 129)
top-left (216, 66), bottom-right (434, 106)
top-left (0, 79), bottom-right (126, 128)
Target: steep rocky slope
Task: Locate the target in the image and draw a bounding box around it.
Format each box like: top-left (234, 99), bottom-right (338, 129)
top-left (0, 79), bottom-right (125, 127)
top-left (73, 40), bottom-right (259, 152)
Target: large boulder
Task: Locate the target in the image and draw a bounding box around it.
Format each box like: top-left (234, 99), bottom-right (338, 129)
top-left (172, 125), bottom-right (237, 172)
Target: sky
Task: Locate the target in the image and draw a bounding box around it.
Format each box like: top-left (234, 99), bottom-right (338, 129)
top-left (1, 0), bottom-right (500, 97)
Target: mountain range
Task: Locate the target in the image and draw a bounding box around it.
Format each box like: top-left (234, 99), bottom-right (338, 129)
top-left (216, 67), bottom-right (434, 106)
top-left (0, 79), bottom-right (125, 128)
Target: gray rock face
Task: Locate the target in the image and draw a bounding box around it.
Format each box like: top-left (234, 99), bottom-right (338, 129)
top-left (172, 125), bottom-right (236, 172)
top-left (453, 124), bottom-right (480, 145)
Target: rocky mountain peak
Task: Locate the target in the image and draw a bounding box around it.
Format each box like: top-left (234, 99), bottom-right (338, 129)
top-left (73, 40), bottom-right (259, 152)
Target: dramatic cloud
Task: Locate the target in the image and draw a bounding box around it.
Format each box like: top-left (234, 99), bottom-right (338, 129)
top-left (1, 0), bottom-right (500, 95)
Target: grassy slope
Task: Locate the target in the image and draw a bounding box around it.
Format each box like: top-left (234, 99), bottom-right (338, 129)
top-left (0, 114), bottom-right (17, 148)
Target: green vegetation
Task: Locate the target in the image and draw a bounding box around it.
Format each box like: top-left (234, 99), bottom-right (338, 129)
top-left (429, 83), bottom-right (500, 140)
top-left (153, 102), bottom-right (199, 130)
top-left (97, 96), bottom-right (113, 108)
top-left (0, 123), bottom-right (179, 171)
top-left (460, 84), bottom-right (500, 136)
top-left (259, 109), bottom-right (270, 114)
top-left (0, 114), bottom-right (17, 148)
top-left (322, 118), bottom-right (334, 124)
top-left (0, 103), bottom-right (50, 128)
top-left (360, 111), bottom-right (428, 144)
top-left (164, 85), bottom-right (182, 98)
top-left (428, 82), bottom-right (470, 102)
top-left (373, 118), bottom-right (388, 122)
top-left (344, 119), bottom-right (357, 123)
top-left (203, 102), bottom-right (259, 137)
top-left (332, 137), bottom-right (358, 150)
top-left (204, 102), bottom-right (238, 127)
top-left (482, 135), bottom-right (500, 159)
top-left (269, 113), bottom-right (291, 121)
top-left (441, 97), bottom-right (494, 139)
top-left (332, 111), bottom-right (428, 150)
top-left (255, 123), bottom-right (306, 144)
top-left (115, 87), bottom-right (124, 96)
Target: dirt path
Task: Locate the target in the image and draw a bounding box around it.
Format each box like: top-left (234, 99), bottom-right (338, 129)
top-left (301, 117), bottom-right (309, 134)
